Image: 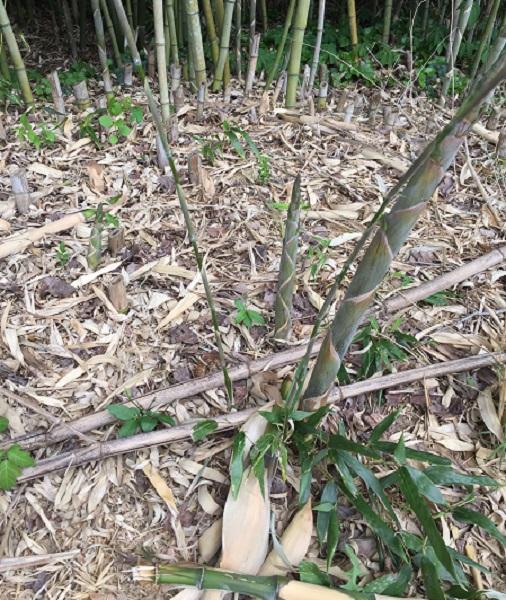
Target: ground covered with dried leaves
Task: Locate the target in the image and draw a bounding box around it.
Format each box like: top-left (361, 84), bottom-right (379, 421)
top-left (1, 38), bottom-right (506, 600)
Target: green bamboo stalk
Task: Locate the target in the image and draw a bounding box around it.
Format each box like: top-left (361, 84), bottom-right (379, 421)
top-left (0, 0), bottom-right (33, 104)
top-left (259, 0), bottom-right (267, 31)
top-left (125, 0), bottom-right (134, 28)
top-left (137, 0), bottom-right (146, 47)
top-left (215, 0), bottom-right (225, 32)
top-left (62, 0), bottom-right (78, 60)
top-left (100, 0), bottom-right (123, 69)
top-left (184, 0), bottom-right (207, 87)
top-left (212, 0), bottom-right (235, 91)
top-left (0, 38), bottom-right (10, 82)
top-left (301, 51), bottom-right (506, 411)
top-left (202, 0), bottom-right (220, 68)
top-left (347, 0), bottom-right (358, 54)
top-left (265, 0), bottom-right (295, 89)
top-left (87, 205), bottom-right (104, 271)
top-left (382, 0), bottom-right (392, 44)
top-left (484, 9), bottom-right (506, 70)
top-left (285, 0), bottom-right (310, 108)
top-left (163, 1), bottom-right (171, 63)
top-left (422, 0), bottom-right (430, 37)
top-left (91, 0), bottom-right (114, 99)
top-left (469, 0), bottom-right (500, 81)
top-left (153, 0), bottom-right (170, 123)
top-left (79, 0), bottom-right (86, 52)
top-left (308, 0), bottom-right (325, 92)
top-left (235, 0), bottom-right (241, 80)
top-left (274, 175), bottom-right (302, 341)
top-left (442, 0), bottom-right (473, 97)
top-left (166, 0), bottom-right (179, 64)
top-left (249, 0), bottom-right (256, 42)
top-left (110, 0), bottom-right (233, 408)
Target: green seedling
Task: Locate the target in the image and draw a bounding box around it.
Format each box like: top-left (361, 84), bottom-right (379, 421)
top-left (192, 419), bottom-right (218, 442)
top-left (307, 236), bottom-right (331, 279)
top-left (79, 95), bottom-right (142, 147)
top-left (234, 298), bottom-right (265, 329)
top-left (55, 241), bottom-right (70, 267)
top-left (17, 113), bottom-right (57, 149)
top-left (0, 419), bottom-right (35, 491)
top-left (423, 290), bottom-right (457, 306)
top-left (107, 403), bottom-right (175, 438)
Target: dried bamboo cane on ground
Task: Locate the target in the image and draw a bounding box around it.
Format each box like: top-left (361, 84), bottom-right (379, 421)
top-left (15, 351), bottom-right (506, 483)
top-left (4, 243), bottom-right (506, 454)
top-left (0, 550), bottom-right (80, 572)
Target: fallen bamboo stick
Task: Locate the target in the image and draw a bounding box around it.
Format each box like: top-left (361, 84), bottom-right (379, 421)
top-left (4, 245), bottom-right (505, 454)
top-left (0, 550), bottom-right (80, 572)
top-left (16, 351), bottom-right (506, 483)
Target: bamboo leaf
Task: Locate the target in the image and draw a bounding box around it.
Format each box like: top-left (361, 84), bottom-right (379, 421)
top-left (452, 507), bottom-right (506, 546)
top-left (326, 509), bottom-right (339, 571)
top-left (0, 416), bottom-right (8, 433)
top-left (421, 555), bottom-right (446, 600)
top-left (329, 434), bottom-right (381, 458)
top-left (369, 409), bottom-right (400, 444)
top-left (425, 466), bottom-right (498, 488)
top-left (373, 441), bottom-right (452, 465)
top-left (404, 466), bottom-right (447, 505)
top-left (397, 467), bottom-right (456, 578)
top-left (316, 480), bottom-right (337, 545)
top-left (381, 564), bottom-right (413, 596)
top-left (192, 419), bottom-right (218, 442)
top-left (230, 431), bottom-right (246, 499)
top-left (298, 560), bottom-right (332, 586)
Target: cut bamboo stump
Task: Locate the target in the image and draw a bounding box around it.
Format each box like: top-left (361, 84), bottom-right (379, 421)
top-left (48, 70), bottom-right (65, 115)
top-left (147, 48), bottom-right (156, 79)
top-left (10, 168), bottom-right (32, 214)
top-left (245, 33), bottom-right (261, 97)
top-left (196, 81), bottom-right (205, 122)
top-left (73, 81), bottom-right (91, 110)
top-left (108, 275), bottom-right (128, 312)
top-left (0, 115), bottom-right (6, 140)
top-left (123, 63), bottom-right (133, 86)
top-left (496, 128), bottom-right (506, 158)
top-left (108, 227), bottom-right (125, 257)
top-left (188, 151), bottom-right (203, 186)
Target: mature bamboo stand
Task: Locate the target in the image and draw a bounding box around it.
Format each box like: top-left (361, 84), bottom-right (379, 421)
top-left (153, 0), bottom-right (170, 123)
top-left (265, 0), bottom-right (295, 89)
top-left (91, 0), bottom-right (114, 99)
top-left (347, 0), bottom-right (358, 55)
top-left (442, 0), bottom-right (473, 98)
top-left (202, 0), bottom-right (220, 69)
top-left (184, 0), bottom-right (207, 88)
top-left (0, 0), bottom-right (33, 104)
top-left (301, 52), bottom-right (506, 411)
top-left (285, 0), bottom-right (311, 108)
top-left (212, 0), bottom-right (235, 91)
top-left (308, 0), bottom-right (325, 92)
top-left (274, 175), bottom-right (302, 341)
top-left (110, 0), bottom-right (233, 407)
top-left (469, 0), bottom-right (500, 81)
top-left (485, 10), bottom-right (506, 70)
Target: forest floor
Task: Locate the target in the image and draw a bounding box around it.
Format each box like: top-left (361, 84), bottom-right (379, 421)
top-left (1, 29), bottom-right (506, 600)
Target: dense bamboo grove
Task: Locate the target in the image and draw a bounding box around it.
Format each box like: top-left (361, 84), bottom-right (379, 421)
top-left (1, 1), bottom-right (505, 108)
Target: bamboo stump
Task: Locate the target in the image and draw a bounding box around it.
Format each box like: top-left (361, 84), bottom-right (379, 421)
top-left (123, 64), bottom-right (133, 86)
top-left (245, 34), bottom-right (261, 97)
top-left (108, 227), bottom-right (125, 257)
top-left (108, 275), bottom-right (128, 313)
top-left (10, 168), bottom-right (32, 214)
top-left (73, 81), bottom-right (91, 110)
top-left (48, 71), bottom-right (65, 115)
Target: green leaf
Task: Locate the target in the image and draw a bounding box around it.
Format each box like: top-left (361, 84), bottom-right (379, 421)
top-left (298, 560), bottom-right (332, 587)
top-left (421, 555), bottom-right (446, 600)
top-left (140, 415), bottom-right (158, 432)
top-left (373, 441), bottom-right (452, 465)
top-left (299, 458), bottom-right (313, 505)
top-left (108, 134), bottom-right (118, 145)
top-left (329, 434), bottom-right (381, 459)
top-left (369, 410), bottom-right (400, 444)
top-left (317, 481), bottom-right (337, 545)
top-left (99, 114), bottom-right (114, 128)
top-left (130, 106), bottom-right (143, 124)
top-left (425, 466), bottom-right (497, 488)
top-left (117, 419), bottom-right (139, 438)
top-left (82, 208), bottom-right (96, 219)
top-left (253, 455), bottom-right (265, 497)
top-left (0, 459), bottom-right (21, 490)
top-left (340, 545), bottom-right (363, 591)
top-left (192, 419), bottom-right (218, 442)
top-left (0, 416), bottom-right (8, 433)
top-left (394, 435), bottom-right (407, 465)
top-left (381, 564), bottom-right (413, 596)
top-left (405, 466), bottom-right (446, 505)
top-left (363, 571), bottom-right (409, 594)
top-left (313, 502), bottom-right (335, 512)
top-left (107, 403), bottom-right (141, 421)
top-left (397, 467), bottom-right (456, 578)
top-left (156, 413), bottom-right (176, 426)
top-left (230, 431), bottom-right (246, 499)
top-left (326, 509), bottom-right (339, 571)
top-left (452, 507), bottom-right (506, 546)
top-left (105, 213), bottom-right (119, 228)
top-left (6, 445), bottom-right (34, 468)
top-left (116, 121), bottom-right (132, 137)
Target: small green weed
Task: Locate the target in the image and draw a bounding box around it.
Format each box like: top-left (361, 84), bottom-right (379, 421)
top-left (55, 241), bottom-right (70, 267)
top-left (194, 134), bottom-right (224, 165)
top-left (79, 96), bottom-right (142, 147)
top-left (0, 417), bottom-right (35, 491)
top-left (307, 236), bottom-right (331, 279)
top-left (192, 419), bottom-right (218, 442)
top-left (107, 403), bottom-right (175, 438)
top-left (423, 290), bottom-right (457, 306)
top-left (222, 120), bottom-right (271, 183)
top-left (17, 113), bottom-right (57, 149)
top-left (234, 298), bottom-right (265, 328)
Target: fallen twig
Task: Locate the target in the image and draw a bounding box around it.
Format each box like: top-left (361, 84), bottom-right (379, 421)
top-left (0, 550), bottom-right (80, 572)
top-left (16, 351), bottom-right (506, 483)
top-left (4, 245), bottom-right (505, 453)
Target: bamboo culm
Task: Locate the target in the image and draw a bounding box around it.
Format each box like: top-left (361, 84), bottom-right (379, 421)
top-left (301, 52), bottom-right (506, 410)
top-left (308, 0), bottom-right (325, 92)
top-left (212, 0), bottom-right (235, 91)
top-left (153, 0), bottom-right (170, 122)
top-left (265, 0), bottom-right (295, 89)
top-left (285, 0), bottom-right (311, 108)
top-left (274, 175), bottom-right (302, 341)
top-left (91, 0), bottom-right (114, 98)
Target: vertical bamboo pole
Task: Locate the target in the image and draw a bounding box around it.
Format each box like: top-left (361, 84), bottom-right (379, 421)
top-left (79, 0), bottom-right (87, 52)
top-left (469, 0), bottom-right (500, 81)
top-left (285, 0), bottom-right (311, 108)
top-left (249, 0), bottom-right (256, 42)
top-left (184, 0), bottom-right (207, 88)
top-left (166, 0), bottom-right (179, 64)
top-left (0, 0), bottom-right (33, 104)
top-left (125, 0), bottom-right (134, 28)
top-left (265, 0), bottom-right (295, 89)
top-left (382, 0), bottom-right (392, 44)
top-left (259, 0), bottom-right (267, 30)
top-left (62, 0), bottom-right (78, 60)
top-left (100, 0), bottom-right (124, 68)
top-left (202, 0), bottom-right (220, 68)
top-left (154, 0), bottom-right (171, 122)
top-left (212, 0), bottom-right (235, 91)
top-left (163, 0), bottom-right (171, 63)
top-left (442, 0), bottom-right (473, 97)
top-left (347, 0), bottom-right (358, 55)
top-left (235, 0), bottom-right (241, 80)
top-left (91, 0), bottom-right (114, 99)
top-left (308, 0), bottom-right (325, 92)
top-left (422, 0), bottom-right (430, 37)
top-left (138, 0), bottom-right (147, 47)
top-left (0, 41), bottom-right (11, 82)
